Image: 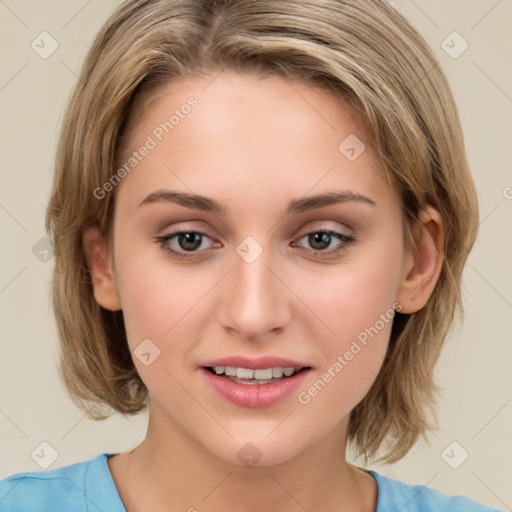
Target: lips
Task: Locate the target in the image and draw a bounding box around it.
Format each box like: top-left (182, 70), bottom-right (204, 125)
top-left (200, 355), bottom-right (310, 370)
top-left (199, 354), bottom-right (313, 408)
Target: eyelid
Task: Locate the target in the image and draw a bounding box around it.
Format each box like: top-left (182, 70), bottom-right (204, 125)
top-left (157, 228), bottom-right (217, 247)
top-left (294, 220), bottom-right (354, 239)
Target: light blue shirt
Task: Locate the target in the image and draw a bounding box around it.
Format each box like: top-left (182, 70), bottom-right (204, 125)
top-left (0, 453), bottom-right (505, 511)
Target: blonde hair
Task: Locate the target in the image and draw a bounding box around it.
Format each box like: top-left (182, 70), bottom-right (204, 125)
top-left (45, 0), bottom-right (479, 464)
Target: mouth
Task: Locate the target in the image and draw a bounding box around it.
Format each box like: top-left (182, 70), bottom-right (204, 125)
top-left (203, 365), bottom-right (311, 385)
top-left (199, 355), bottom-right (313, 407)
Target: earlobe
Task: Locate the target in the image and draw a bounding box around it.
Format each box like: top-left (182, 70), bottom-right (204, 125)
top-left (396, 207), bottom-right (444, 314)
top-left (82, 225), bottom-right (122, 311)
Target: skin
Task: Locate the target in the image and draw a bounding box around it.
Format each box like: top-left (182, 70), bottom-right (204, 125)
top-left (83, 71), bottom-right (444, 512)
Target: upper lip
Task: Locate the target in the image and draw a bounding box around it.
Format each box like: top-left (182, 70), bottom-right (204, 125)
top-left (201, 355), bottom-right (311, 370)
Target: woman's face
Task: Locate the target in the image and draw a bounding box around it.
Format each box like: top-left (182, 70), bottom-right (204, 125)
top-left (108, 72), bottom-right (409, 466)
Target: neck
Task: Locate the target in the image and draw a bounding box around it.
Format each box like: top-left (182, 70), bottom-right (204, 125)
top-left (114, 401), bottom-right (376, 512)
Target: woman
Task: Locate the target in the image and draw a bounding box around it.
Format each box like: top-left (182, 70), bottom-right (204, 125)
top-left (0, 1), bottom-right (503, 510)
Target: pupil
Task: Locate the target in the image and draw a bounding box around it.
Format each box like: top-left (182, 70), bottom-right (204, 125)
top-left (179, 232), bottom-right (202, 251)
top-left (309, 232), bottom-right (330, 250)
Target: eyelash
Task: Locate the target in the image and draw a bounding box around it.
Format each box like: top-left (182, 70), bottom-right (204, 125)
top-left (154, 229), bottom-right (356, 259)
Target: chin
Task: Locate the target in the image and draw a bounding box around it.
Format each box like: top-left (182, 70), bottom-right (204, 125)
top-left (199, 428), bottom-right (315, 469)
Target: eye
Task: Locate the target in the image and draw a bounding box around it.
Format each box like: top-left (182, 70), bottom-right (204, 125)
top-left (154, 228), bottom-right (356, 260)
top-left (291, 230), bottom-right (355, 256)
top-left (154, 230), bottom-right (218, 258)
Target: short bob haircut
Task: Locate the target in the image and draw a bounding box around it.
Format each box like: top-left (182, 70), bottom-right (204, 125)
top-left (45, 0), bottom-right (479, 464)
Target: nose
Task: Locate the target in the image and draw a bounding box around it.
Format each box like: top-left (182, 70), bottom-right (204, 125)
top-left (217, 242), bottom-right (291, 343)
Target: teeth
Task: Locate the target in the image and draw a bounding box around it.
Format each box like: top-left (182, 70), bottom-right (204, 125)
top-left (254, 368), bottom-right (273, 379)
top-left (209, 366), bottom-right (301, 380)
top-left (272, 367), bottom-right (283, 378)
top-left (237, 368), bottom-right (254, 379)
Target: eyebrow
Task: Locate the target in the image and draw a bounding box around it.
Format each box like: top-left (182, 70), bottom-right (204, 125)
top-left (138, 189), bottom-right (376, 215)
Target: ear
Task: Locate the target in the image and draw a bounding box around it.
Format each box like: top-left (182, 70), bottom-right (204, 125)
top-left (396, 206), bottom-right (444, 314)
top-left (82, 225), bottom-right (122, 311)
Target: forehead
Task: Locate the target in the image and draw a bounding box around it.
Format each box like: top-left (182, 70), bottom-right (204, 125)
top-left (114, 72), bottom-right (395, 216)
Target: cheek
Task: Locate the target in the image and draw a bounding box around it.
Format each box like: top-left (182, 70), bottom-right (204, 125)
top-left (113, 245), bottom-right (229, 396)
top-left (292, 245), bottom-right (402, 413)
top-left (112, 240), bottom-right (199, 356)
top-left (295, 243), bottom-right (402, 347)
top-left (114, 264), bottom-right (203, 407)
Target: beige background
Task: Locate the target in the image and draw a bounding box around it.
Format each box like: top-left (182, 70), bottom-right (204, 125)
top-left (0, 0), bottom-right (511, 509)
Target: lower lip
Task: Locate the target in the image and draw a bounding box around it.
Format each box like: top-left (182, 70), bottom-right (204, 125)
top-left (200, 368), bottom-right (310, 408)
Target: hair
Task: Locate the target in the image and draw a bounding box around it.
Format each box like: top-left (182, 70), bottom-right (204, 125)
top-left (45, 0), bottom-right (479, 464)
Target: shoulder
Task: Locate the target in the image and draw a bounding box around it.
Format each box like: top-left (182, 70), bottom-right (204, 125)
top-left (369, 470), bottom-right (506, 512)
top-left (0, 453), bottom-right (124, 512)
